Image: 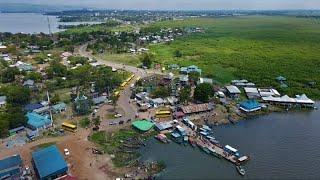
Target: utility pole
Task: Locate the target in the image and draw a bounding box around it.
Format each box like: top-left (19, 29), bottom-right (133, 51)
top-left (47, 91), bottom-right (54, 128)
top-left (47, 16), bottom-right (52, 35)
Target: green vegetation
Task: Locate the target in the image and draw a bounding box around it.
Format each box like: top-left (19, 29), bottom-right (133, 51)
top-left (79, 117), bottom-right (91, 128)
top-left (194, 83), bottom-right (214, 103)
top-left (146, 16), bottom-right (320, 98)
top-left (90, 129), bottom-right (142, 167)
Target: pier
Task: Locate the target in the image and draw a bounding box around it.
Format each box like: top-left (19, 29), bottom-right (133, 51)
top-left (165, 119), bottom-right (250, 166)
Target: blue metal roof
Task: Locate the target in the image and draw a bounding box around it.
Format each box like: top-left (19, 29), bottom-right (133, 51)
top-left (240, 100), bottom-right (261, 110)
top-left (0, 155), bottom-right (22, 171)
top-left (24, 103), bottom-right (43, 112)
top-left (27, 112), bottom-right (51, 129)
top-left (32, 145), bottom-right (68, 179)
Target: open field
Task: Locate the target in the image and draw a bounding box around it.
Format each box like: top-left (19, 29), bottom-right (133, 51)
top-left (146, 16), bottom-right (320, 98)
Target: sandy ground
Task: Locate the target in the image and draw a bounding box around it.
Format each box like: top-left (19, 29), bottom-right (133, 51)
top-left (0, 128), bottom-right (132, 180)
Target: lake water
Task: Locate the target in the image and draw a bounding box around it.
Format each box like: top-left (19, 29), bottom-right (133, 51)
top-left (139, 103), bottom-right (320, 179)
top-left (0, 13), bottom-right (101, 34)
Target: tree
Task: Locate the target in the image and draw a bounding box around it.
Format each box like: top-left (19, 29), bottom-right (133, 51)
top-left (4, 86), bottom-right (30, 106)
top-left (0, 67), bottom-right (19, 83)
top-left (6, 105), bottom-right (27, 129)
top-left (140, 53), bottom-right (153, 68)
top-left (0, 113), bottom-right (9, 138)
top-left (92, 116), bottom-right (101, 127)
top-left (110, 94), bottom-right (119, 112)
top-left (174, 50), bottom-right (182, 58)
top-left (188, 71), bottom-right (200, 85)
top-left (50, 94), bottom-right (61, 104)
top-left (25, 72), bottom-right (42, 82)
top-left (80, 117), bottom-right (91, 128)
top-left (152, 86), bottom-right (170, 98)
top-left (179, 86), bottom-right (191, 104)
top-left (194, 83), bottom-right (213, 103)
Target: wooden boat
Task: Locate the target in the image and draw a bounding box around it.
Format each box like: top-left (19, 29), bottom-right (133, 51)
top-left (189, 138), bottom-right (197, 147)
top-left (155, 133), bottom-right (168, 143)
top-left (236, 166), bottom-right (246, 176)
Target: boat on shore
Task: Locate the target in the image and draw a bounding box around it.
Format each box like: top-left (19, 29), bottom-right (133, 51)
top-left (189, 138), bottom-right (197, 147)
top-left (183, 136), bottom-right (189, 146)
top-left (155, 133), bottom-right (169, 143)
top-left (236, 166), bottom-right (246, 176)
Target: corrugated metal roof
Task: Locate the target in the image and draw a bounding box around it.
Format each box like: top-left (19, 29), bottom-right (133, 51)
top-left (27, 112), bottom-right (51, 129)
top-left (0, 155), bottom-right (22, 171)
top-left (32, 145), bottom-right (68, 179)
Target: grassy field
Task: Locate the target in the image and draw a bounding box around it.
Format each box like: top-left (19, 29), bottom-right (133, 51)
top-left (96, 53), bottom-right (140, 66)
top-left (146, 16), bottom-right (320, 98)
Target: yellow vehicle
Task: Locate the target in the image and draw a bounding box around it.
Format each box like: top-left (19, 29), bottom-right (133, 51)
top-left (62, 122), bottom-right (77, 133)
top-left (136, 76), bottom-right (141, 81)
top-left (114, 91), bottom-right (120, 97)
top-left (155, 110), bottom-right (172, 118)
top-left (120, 82), bottom-right (127, 89)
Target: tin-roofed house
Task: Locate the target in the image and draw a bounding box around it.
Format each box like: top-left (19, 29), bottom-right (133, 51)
top-left (32, 145), bottom-right (68, 180)
top-left (0, 155), bottom-right (23, 179)
top-left (225, 85), bottom-right (241, 99)
top-left (26, 112), bottom-right (52, 131)
top-left (52, 102), bottom-right (67, 113)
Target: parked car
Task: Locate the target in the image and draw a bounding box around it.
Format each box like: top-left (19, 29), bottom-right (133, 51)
top-left (109, 121), bottom-right (117, 125)
top-left (119, 120), bottom-right (124, 124)
top-left (114, 113), bottom-right (122, 118)
top-left (64, 149), bottom-right (70, 156)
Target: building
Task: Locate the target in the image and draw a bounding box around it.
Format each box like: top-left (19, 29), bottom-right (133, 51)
top-left (0, 96), bottom-right (6, 108)
top-left (225, 85), bottom-right (241, 99)
top-left (26, 112), bottom-right (52, 130)
top-left (0, 155), bottom-right (23, 179)
top-left (244, 87), bottom-right (260, 99)
top-left (258, 88), bottom-right (280, 97)
top-left (132, 120), bottom-right (154, 132)
top-left (52, 102), bottom-right (67, 113)
top-left (25, 103), bottom-right (44, 112)
top-left (155, 122), bottom-right (173, 131)
top-left (197, 77), bottom-right (213, 85)
top-left (32, 145), bottom-right (68, 180)
top-left (33, 106), bottom-right (50, 114)
top-left (179, 75), bottom-right (189, 86)
top-left (180, 103), bottom-right (214, 115)
top-left (180, 65), bottom-right (202, 75)
top-left (23, 79), bottom-right (35, 89)
top-left (92, 96), bottom-right (107, 105)
top-left (150, 98), bottom-right (165, 107)
top-left (262, 94), bottom-right (315, 108)
top-left (239, 100), bottom-right (262, 112)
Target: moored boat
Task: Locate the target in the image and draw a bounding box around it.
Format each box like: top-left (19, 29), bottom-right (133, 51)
top-left (155, 133), bottom-right (169, 143)
top-left (236, 166), bottom-right (246, 176)
top-left (189, 138), bottom-right (197, 147)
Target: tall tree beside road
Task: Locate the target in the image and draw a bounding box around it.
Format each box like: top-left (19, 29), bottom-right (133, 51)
top-left (140, 53), bottom-right (153, 68)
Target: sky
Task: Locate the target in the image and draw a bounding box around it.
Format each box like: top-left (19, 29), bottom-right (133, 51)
top-left (3, 0), bottom-right (320, 10)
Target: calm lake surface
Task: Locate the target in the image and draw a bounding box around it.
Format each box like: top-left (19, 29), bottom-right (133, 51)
top-left (0, 13), bottom-right (101, 34)
top-left (139, 102), bottom-right (320, 179)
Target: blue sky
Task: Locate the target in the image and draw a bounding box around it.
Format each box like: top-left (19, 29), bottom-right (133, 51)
top-left (4, 0), bottom-right (320, 10)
